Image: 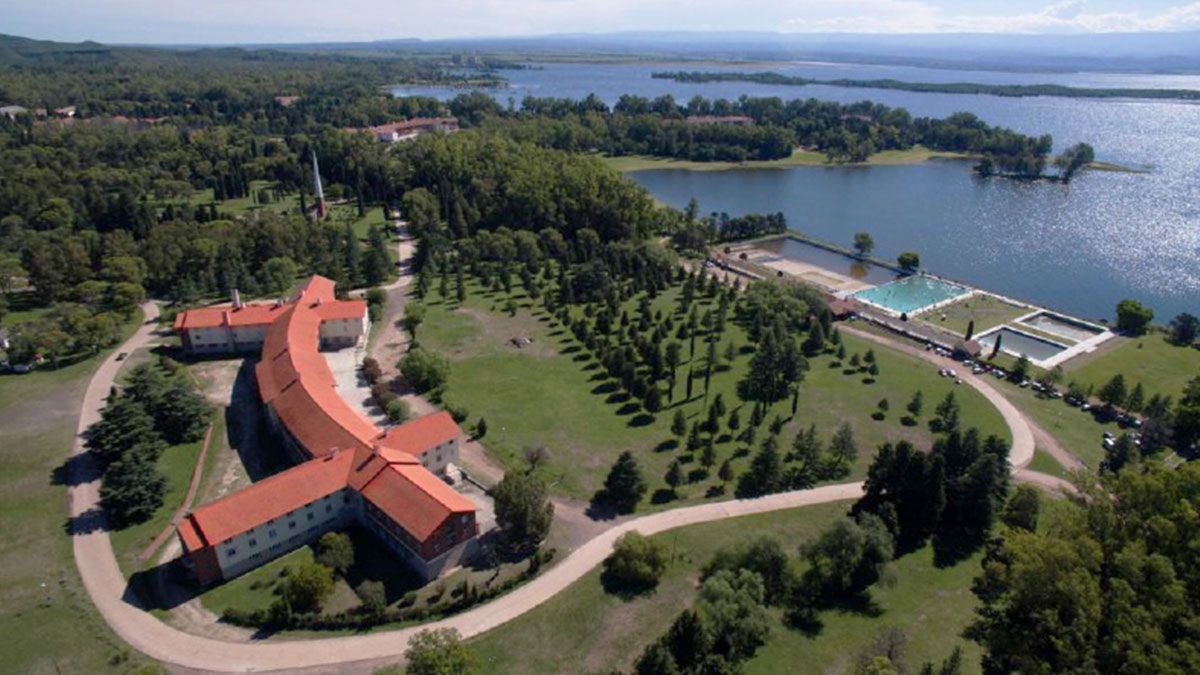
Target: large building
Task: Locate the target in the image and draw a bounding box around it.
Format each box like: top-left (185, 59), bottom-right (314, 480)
top-left (347, 117), bottom-right (459, 143)
top-left (174, 276), bottom-right (478, 585)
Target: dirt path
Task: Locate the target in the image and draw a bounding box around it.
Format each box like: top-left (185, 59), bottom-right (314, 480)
top-left (137, 422), bottom-right (215, 562)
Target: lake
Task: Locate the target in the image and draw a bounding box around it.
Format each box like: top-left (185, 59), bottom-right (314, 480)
top-left (395, 61), bottom-right (1200, 321)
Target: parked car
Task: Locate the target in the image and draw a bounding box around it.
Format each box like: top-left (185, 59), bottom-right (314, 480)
top-left (116, 352), bottom-right (128, 361)
top-left (1081, 403), bottom-right (1093, 412)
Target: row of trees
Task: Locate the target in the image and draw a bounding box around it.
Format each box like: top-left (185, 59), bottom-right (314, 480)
top-left (87, 360), bottom-right (209, 526)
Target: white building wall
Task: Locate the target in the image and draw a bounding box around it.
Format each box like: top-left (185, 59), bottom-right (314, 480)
top-left (418, 437), bottom-right (460, 475)
top-left (215, 489), bottom-right (353, 579)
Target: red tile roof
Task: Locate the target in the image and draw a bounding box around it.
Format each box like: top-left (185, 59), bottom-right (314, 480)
top-left (360, 464), bottom-right (475, 541)
top-left (173, 303), bottom-right (288, 330)
top-left (183, 451), bottom-right (355, 546)
top-left (314, 299), bottom-right (367, 321)
top-left (379, 411), bottom-right (459, 457)
top-left (293, 275), bottom-right (337, 303)
top-left (179, 276), bottom-right (474, 558)
top-left (255, 303), bottom-right (380, 457)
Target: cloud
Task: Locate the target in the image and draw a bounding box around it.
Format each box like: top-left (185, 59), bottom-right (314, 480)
top-left (784, 0), bottom-right (1200, 34)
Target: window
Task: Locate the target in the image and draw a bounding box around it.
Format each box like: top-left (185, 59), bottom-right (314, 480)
top-left (288, 521), bottom-right (296, 530)
top-left (325, 503), bottom-right (332, 513)
top-left (249, 538), bottom-right (257, 547)
top-left (226, 548), bottom-right (236, 557)
top-left (268, 530), bottom-right (276, 539)
top-left (307, 512), bottom-right (314, 521)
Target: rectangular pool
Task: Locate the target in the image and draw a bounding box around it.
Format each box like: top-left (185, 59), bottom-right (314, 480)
top-left (753, 236), bottom-right (898, 286)
top-left (852, 275), bottom-right (971, 315)
top-left (977, 327), bottom-right (1068, 362)
top-left (1018, 311), bottom-right (1104, 343)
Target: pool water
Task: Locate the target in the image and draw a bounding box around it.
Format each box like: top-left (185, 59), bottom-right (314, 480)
top-left (1018, 311), bottom-right (1104, 343)
top-left (754, 237), bottom-right (899, 286)
top-left (978, 327), bottom-right (1068, 362)
top-left (853, 275), bottom-right (971, 315)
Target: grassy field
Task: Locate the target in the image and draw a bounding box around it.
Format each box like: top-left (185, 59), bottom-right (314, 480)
top-left (0, 310), bottom-right (159, 674)
top-left (470, 500), bottom-right (982, 674)
top-left (600, 146), bottom-right (970, 173)
top-left (200, 526), bottom-right (535, 625)
top-left (1028, 448), bottom-right (1071, 479)
top-left (109, 413), bottom-right (223, 576)
top-left (919, 293), bottom-right (1031, 339)
top-left (1067, 332), bottom-right (1200, 402)
top-left (420, 278), bottom-right (1008, 504)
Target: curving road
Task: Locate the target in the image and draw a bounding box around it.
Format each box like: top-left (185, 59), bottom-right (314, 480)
top-left (67, 282), bottom-right (1060, 673)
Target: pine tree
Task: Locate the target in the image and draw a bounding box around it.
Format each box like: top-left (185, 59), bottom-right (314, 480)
top-left (701, 437), bottom-right (717, 470)
top-left (665, 460), bottom-right (684, 495)
top-left (671, 410), bottom-right (687, 439)
top-left (100, 442), bottom-right (167, 527)
top-left (342, 223), bottom-right (362, 287)
top-left (736, 436), bottom-right (783, 498)
top-left (601, 451), bottom-right (648, 514)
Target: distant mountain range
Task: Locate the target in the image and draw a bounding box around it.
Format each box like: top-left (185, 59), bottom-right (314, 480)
top-left (6, 29), bottom-right (1200, 74)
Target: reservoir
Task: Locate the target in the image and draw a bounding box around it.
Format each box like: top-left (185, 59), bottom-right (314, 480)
top-left (397, 61), bottom-right (1200, 321)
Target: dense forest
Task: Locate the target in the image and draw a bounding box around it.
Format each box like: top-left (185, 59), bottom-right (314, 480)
top-left (455, 91), bottom-right (1062, 174)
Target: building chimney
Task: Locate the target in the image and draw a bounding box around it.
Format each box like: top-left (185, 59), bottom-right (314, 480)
top-left (231, 288), bottom-right (242, 309)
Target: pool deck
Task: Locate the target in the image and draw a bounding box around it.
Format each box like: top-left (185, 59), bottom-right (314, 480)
top-left (975, 319), bottom-right (1113, 369)
top-left (1005, 309), bottom-right (1114, 369)
top-left (740, 248), bottom-right (876, 293)
top-left (715, 239), bottom-right (1114, 368)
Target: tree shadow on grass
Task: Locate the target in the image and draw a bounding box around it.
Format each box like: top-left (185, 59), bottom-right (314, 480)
top-left (560, 344), bottom-right (582, 355)
top-left (628, 413), bottom-right (655, 427)
top-left (650, 488), bottom-right (677, 505)
top-left (600, 569), bottom-right (661, 601)
top-left (606, 391), bottom-right (631, 405)
top-left (616, 402), bottom-right (641, 416)
top-left (655, 439), bottom-right (679, 453)
top-left (592, 381), bottom-right (619, 395)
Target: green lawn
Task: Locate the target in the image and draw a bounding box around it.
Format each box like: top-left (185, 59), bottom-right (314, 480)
top-left (109, 413), bottom-right (222, 576)
top-left (0, 309), bottom-right (158, 674)
top-left (600, 146), bottom-right (969, 173)
top-left (919, 293), bottom-right (1031, 339)
top-left (1028, 448), bottom-right (1071, 480)
top-left (200, 526), bottom-right (534, 627)
top-left (420, 279), bottom-right (1008, 505)
top-left (471, 500), bottom-right (981, 674)
top-left (173, 179), bottom-right (298, 216)
top-left (1067, 332), bottom-right (1200, 402)
top-left (990, 381), bottom-right (1117, 470)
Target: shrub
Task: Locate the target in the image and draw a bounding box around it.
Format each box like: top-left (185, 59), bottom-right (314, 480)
top-left (361, 357), bottom-right (383, 384)
top-left (405, 628), bottom-right (478, 675)
top-left (314, 532), bottom-right (354, 576)
top-left (602, 531), bottom-right (669, 593)
top-left (385, 397), bottom-right (411, 423)
top-left (400, 348), bottom-right (450, 393)
top-left (446, 403), bottom-right (470, 423)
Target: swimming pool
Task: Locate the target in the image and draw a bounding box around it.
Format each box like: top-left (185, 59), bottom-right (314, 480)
top-left (852, 275), bottom-right (971, 315)
top-left (753, 236), bottom-right (898, 286)
top-left (1018, 311), bottom-right (1105, 343)
top-left (977, 327), bottom-right (1069, 362)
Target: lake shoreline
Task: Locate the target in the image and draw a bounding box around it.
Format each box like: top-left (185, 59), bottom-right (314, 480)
top-left (602, 148), bottom-right (1143, 174)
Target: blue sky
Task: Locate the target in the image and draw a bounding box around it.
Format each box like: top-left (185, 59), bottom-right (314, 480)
top-left (4, 0), bottom-right (1200, 43)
